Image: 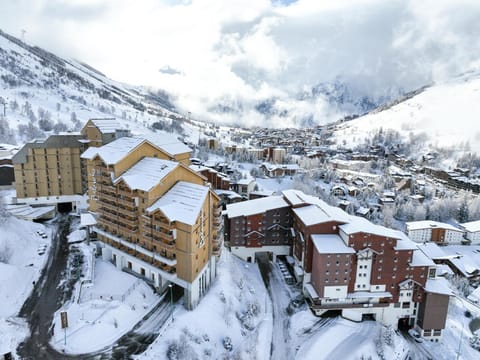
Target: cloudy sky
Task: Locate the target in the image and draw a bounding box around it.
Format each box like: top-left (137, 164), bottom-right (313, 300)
top-left (1, 0), bottom-right (480, 126)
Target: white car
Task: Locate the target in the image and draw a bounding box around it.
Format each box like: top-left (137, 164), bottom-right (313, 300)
top-left (37, 244), bottom-right (47, 255)
top-left (408, 329), bottom-right (423, 343)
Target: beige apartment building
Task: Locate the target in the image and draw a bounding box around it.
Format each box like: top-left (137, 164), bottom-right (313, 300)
top-left (12, 119), bottom-right (129, 211)
top-left (12, 134), bottom-right (87, 211)
top-left (81, 136), bottom-right (223, 308)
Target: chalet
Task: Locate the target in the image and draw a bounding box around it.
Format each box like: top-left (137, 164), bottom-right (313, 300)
top-left (259, 163), bottom-right (300, 178)
top-left (230, 179), bottom-right (256, 197)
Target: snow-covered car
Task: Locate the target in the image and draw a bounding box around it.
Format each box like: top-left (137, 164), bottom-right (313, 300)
top-left (408, 329), bottom-right (423, 343)
top-left (37, 244), bottom-right (47, 255)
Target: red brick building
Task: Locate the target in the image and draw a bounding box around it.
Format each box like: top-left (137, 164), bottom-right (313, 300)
top-left (225, 189), bottom-right (451, 340)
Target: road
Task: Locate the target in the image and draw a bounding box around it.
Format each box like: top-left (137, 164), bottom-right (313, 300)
top-left (16, 215), bottom-right (181, 360)
top-left (17, 215), bottom-right (74, 360)
top-left (256, 254), bottom-right (293, 360)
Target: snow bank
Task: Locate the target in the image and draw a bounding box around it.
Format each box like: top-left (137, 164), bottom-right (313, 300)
top-left (50, 259), bottom-right (161, 354)
top-left (136, 251), bottom-right (272, 359)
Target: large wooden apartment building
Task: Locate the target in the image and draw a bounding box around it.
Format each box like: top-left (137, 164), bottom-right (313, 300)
top-left (81, 136), bottom-right (223, 309)
top-left (225, 190), bottom-right (451, 340)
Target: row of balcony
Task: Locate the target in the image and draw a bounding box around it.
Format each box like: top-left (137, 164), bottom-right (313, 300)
top-left (102, 232), bottom-right (177, 272)
top-left (98, 212), bottom-right (138, 230)
top-left (142, 232), bottom-right (176, 250)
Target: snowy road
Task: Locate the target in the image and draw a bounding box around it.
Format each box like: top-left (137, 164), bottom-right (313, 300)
top-left (17, 215), bottom-right (74, 360)
top-left (257, 254), bottom-right (294, 360)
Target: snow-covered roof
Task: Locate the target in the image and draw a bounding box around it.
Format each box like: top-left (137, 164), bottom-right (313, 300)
top-left (406, 220), bottom-right (462, 232)
top-left (141, 133), bottom-right (192, 156)
top-left (89, 118), bottom-right (124, 133)
top-left (81, 137), bottom-right (146, 164)
top-left (282, 189), bottom-right (309, 206)
top-left (236, 178), bottom-right (255, 185)
top-left (215, 189), bottom-right (242, 199)
top-left (417, 242), bottom-right (449, 259)
top-left (410, 250), bottom-right (435, 267)
top-left (424, 278), bottom-right (453, 296)
top-left (311, 234), bottom-right (355, 254)
top-left (461, 219), bottom-right (480, 233)
top-left (226, 196), bottom-right (289, 218)
top-left (339, 218), bottom-right (404, 239)
top-left (146, 181), bottom-right (209, 225)
top-left (393, 235), bottom-right (419, 250)
top-left (114, 157), bottom-right (178, 191)
top-left (80, 213), bottom-right (97, 227)
top-left (250, 190), bottom-right (275, 197)
top-left (293, 205), bottom-right (347, 227)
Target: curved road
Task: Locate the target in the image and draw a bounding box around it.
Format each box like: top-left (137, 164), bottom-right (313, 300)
top-left (16, 215), bottom-right (180, 359)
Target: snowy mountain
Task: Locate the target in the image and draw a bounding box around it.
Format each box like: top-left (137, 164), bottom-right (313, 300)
top-left (210, 79), bottom-right (398, 129)
top-left (333, 70), bottom-right (480, 155)
top-left (0, 29), bottom-right (194, 144)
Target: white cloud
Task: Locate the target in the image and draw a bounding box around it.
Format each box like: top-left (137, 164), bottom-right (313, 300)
top-left (1, 0), bottom-right (480, 126)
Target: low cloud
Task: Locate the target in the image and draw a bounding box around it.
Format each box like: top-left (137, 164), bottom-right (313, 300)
top-left (1, 0), bottom-right (479, 126)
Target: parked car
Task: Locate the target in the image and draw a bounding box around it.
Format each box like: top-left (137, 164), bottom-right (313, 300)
top-left (408, 329), bottom-right (423, 343)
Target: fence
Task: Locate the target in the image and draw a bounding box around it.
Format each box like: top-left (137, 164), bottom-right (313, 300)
top-left (78, 278), bottom-right (143, 304)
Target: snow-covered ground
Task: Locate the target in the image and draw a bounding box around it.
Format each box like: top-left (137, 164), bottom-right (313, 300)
top-left (0, 190), bottom-right (53, 355)
top-left (334, 71), bottom-right (480, 154)
top-left (294, 316), bottom-right (408, 360)
top-left (135, 251), bottom-right (272, 360)
top-left (50, 256), bottom-right (161, 355)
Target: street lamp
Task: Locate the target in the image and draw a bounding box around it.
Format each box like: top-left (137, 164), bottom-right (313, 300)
top-left (168, 283), bottom-right (174, 322)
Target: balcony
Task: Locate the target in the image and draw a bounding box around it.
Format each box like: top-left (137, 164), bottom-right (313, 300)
top-left (117, 188), bottom-right (134, 197)
top-left (97, 173), bottom-right (112, 183)
top-left (117, 197), bottom-right (135, 209)
top-left (151, 228), bottom-right (174, 242)
top-left (96, 228), bottom-right (177, 268)
top-left (97, 184), bottom-right (116, 195)
top-left (98, 199), bottom-right (117, 212)
top-left (116, 215), bottom-right (137, 228)
top-left (143, 232), bottom-right (176, 250)
top-left (97, 216), bottom-right (117, 230)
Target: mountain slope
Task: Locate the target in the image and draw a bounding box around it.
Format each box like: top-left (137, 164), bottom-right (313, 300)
top-left (0, 29), bottom-right (191, 144)
top-left (333, 71), bottom-right (480, 154)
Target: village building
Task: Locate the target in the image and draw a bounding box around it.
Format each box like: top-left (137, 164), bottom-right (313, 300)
top-left (81, 118), bottom-right (130, 147)
top-left (190, 165), bottom-right (230, 191)
top-left (259, 163), bottom-right (300, 178)
top-left (460, 220), bottom-right (480, 245)
top-left (81, 136), bottom-right (223, 309)
top-left (229, 178), bottom-right (256, 197)
top-left (406, 221), bottom-right (464, 245)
